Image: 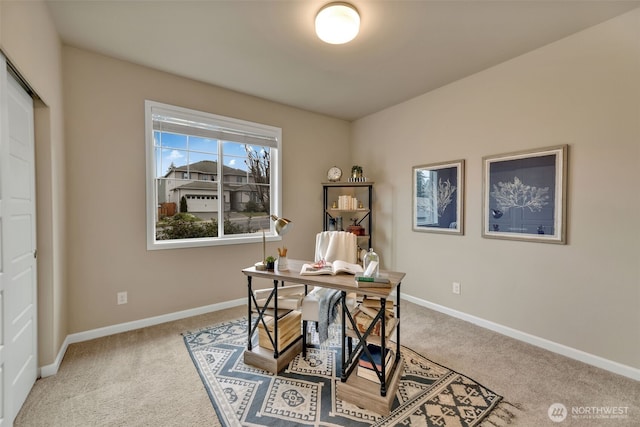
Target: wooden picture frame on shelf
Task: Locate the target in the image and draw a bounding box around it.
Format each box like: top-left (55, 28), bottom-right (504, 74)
top-left (412, 160), bottom-right (464, 235)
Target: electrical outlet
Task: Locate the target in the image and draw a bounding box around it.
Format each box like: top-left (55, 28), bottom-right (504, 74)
top-left (117, 291), bottom-right (128, 305)
top-left (452, 282), bottom-right (461, 295)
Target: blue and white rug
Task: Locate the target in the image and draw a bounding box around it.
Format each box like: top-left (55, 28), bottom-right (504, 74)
top-left (183, 318), bottom-right (507, 427)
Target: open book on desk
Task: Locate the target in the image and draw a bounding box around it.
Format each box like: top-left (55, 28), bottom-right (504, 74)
top-left (300, 260), bottom-right (364, 276)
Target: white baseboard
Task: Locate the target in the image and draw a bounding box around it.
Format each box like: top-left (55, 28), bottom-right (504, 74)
top-left (402, 294), bottom-right (640, 381)
top-left (40, 334), bottom-right (72, 378)
top-left (40, 298), bottom-right (245, 377)
top-left (41, 294), bottom-right (640, 381)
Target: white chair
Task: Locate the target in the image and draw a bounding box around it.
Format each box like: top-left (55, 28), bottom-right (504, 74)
top-left (301, 231), bottom-right (358, 357)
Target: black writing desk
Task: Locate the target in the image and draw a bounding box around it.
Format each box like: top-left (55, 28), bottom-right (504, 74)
top-left (242, 258), bottom-right (406, 404)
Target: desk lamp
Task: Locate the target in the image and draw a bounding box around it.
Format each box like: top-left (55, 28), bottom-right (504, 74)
top-left (255, 215), bottom-right (293, 270)
top-left (271, 214), bottom-right (293, 236)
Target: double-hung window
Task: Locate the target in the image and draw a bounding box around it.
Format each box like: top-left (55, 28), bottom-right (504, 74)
top-left (145, 101), bottom-right (282, 250)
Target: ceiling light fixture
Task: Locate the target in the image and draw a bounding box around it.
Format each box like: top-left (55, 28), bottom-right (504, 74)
top-left (315, 2), bottom-right (360, 45)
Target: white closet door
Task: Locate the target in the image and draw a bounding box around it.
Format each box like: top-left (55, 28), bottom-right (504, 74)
top-left (0, 55), bottom-right (38, 426)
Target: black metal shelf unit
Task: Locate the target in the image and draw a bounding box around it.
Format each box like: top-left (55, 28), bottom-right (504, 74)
top-left (322, 182), bottom-right (373, 252)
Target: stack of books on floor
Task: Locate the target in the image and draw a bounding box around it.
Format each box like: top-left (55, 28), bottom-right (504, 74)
top-left (258, 309), bottom-right (301, 351)
top-left (357, 343), bottom-right (394, 383)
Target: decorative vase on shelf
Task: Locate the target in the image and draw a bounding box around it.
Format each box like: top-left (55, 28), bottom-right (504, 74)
top-left (351, 165), bottom-right (363, 180)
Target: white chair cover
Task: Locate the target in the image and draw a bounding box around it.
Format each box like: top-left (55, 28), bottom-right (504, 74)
top-left (314, 231), bottom-right (357, 264)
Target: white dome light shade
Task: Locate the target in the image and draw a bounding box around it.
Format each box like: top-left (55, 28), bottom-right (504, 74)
top-left (315, 3), bottom-right (360, 45)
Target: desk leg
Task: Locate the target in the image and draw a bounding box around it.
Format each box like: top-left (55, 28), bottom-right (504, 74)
top-left (246, 277), bottom-right (282, 357)
top-left (272, 279), bottom-right (279, 358)
top-left (341, 290), bottom-right (347, 380)
top-left (380, 298), bottom-right (387, 396)
top-left (247, 276), bottom-right (253, 351)
top-left (396, 283), bottom-right (401, 366)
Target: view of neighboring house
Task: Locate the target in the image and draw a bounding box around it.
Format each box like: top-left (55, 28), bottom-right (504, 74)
top-left (160, 160), bottom-right (260, 219)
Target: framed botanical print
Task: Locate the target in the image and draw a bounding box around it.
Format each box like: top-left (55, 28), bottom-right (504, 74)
top-left (412, 160), bottom-right (464, 235)
top-left (482, 145), bottom-right (568, 243)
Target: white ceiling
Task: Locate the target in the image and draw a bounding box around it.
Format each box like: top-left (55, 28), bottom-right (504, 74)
top-left (46, 0), bottom-right (640, 121)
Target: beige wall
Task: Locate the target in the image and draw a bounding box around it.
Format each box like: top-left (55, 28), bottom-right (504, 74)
top-left (2, 0), bottom-right (637, 374)
top-left (0, 0), bottom-right (67, 366)
top-left (62, 46), bottom-right (350, 333)
top-left (352, 9), bottom-right (640, 369)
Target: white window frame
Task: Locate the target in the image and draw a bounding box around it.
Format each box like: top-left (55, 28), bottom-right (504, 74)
top-left (145, 100), bottom-right (283, 250)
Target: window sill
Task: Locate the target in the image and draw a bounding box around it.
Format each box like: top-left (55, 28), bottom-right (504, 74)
top-left (147, 233), bottom-right (282, 250)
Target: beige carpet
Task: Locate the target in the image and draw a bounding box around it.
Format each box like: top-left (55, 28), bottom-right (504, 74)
top-left (15, 301), bottom-right (640, 426)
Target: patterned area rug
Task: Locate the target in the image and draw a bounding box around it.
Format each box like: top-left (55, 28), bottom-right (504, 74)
top-left (183, 318), bottom-right (505, 427)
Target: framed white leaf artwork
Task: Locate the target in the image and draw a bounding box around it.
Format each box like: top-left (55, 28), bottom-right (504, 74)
top-left (482, 145), bottom-right (568, 244)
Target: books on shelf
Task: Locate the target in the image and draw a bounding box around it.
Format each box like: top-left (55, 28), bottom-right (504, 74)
top-left (357, 344), bottom-right (394, 383)
top-left (336, 195), bottom-right (359, 210)
top-left (358, 343), bottom-right (392, 370)
top-left (300, 260), bottom-right (364, 276)
top-left (348, 304), bottom-right (396, 337)
top-left (360, 296), bottom-right (395, 310)
top-left (357, 360), bottom-right (393, 383)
